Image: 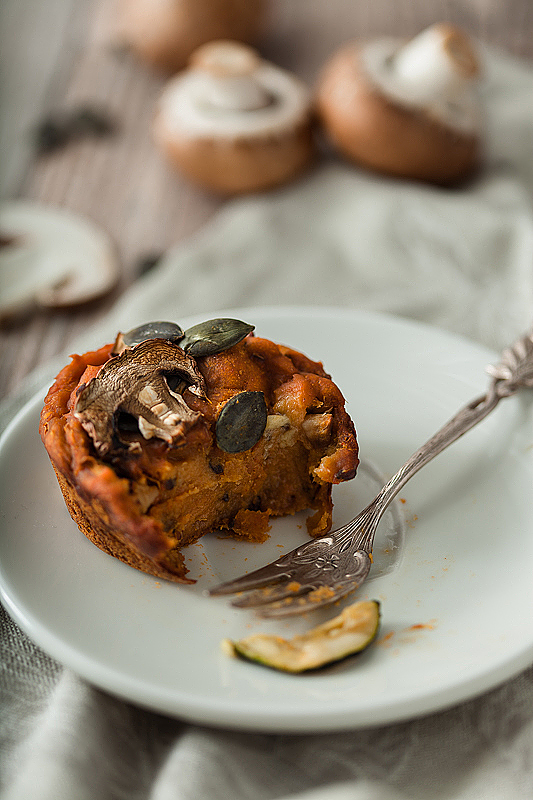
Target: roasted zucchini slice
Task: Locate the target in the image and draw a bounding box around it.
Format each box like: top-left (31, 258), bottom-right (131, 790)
top-left (224, 599), bottom-right (380, 673)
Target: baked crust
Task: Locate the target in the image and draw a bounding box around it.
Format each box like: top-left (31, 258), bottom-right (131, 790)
top-left (40, 333), bottom-right (359, 582)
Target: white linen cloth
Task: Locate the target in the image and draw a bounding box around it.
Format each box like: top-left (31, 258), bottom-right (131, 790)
top-left (1, 46), bottom-right (533, 800)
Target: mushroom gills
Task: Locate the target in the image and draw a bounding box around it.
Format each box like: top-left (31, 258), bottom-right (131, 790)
top-left (74, 339), bottom-right (207, 456)
top-left (225, 600), bottom-right (380, 673)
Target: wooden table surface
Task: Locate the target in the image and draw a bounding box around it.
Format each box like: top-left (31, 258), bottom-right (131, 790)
top-left (1, 0), bottom-right (532, 402)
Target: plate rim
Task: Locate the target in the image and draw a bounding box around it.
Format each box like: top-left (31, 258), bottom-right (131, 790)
top-left (1, 305), bottom-right (533, 732)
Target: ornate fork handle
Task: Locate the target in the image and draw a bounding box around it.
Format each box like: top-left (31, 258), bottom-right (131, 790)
top-left (335, 330), bottom-right (533, 556)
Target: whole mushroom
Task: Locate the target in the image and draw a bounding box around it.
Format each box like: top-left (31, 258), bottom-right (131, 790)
top-left (153, 40), bottom-right (315, 194)
top-left (316, 23), bottom-right (483, 186)
top-left (117, 0), bottom-right (267, 74)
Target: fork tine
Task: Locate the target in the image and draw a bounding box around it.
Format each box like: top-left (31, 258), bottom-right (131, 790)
top-left (230, 582), bottom-right (315, 609)
top-left (209, 533), bottom-right (337, 597)
top-left (208, 560), bottom-right (291, 596)
top-left (254, 581), bottom-right (359, 619)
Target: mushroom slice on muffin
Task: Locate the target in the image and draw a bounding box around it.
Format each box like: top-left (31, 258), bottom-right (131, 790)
top-left (74, 339), bottom-right (207, 456)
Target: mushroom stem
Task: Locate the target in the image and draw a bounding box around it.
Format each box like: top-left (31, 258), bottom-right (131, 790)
top-left (391, 23), bottom-right (479, 105)
top-left (190, 40), bottom-right (271, 111)
top-left (195, 73), bottom-right (271, 111)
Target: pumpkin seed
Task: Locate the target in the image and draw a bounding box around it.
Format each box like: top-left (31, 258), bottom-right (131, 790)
top-left (122, 321), bottom-right (185, 348)
top-left (216, 391), bottom-right (267, 453)
top-left (181, 318), bottom-right (254, 356)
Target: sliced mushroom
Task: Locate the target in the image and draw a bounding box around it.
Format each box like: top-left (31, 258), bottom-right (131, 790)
top-left (117, 0), bottom-right (267, 74)
top-left (153, 40), bottom-right (315, 194)
top-left (316, 23), bottom-right (483, 185)
top-left (0, 201), bottom-right (118, 321)
top-left (74, 339), bottom-right (207, 456)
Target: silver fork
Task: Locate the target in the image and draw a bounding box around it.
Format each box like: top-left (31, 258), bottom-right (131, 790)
top-left (209, 327), bottom-right (533, 618)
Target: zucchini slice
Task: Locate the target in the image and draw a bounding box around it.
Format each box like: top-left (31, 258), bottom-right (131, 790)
top-left (225, 599), bottom-right (380, 673)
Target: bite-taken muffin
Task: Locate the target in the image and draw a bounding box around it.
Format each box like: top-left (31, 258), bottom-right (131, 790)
top-left (40, 319), bottom-right (359, 583)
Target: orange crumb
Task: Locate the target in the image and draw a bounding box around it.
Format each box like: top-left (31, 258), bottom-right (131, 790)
top-left (308, 585), bottom-right (336, 602)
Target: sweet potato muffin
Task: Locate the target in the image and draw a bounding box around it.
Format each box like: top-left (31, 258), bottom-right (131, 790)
top-left (40, 319), bottom-right (359, 582)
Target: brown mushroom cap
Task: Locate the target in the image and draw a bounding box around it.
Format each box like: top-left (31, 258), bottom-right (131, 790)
top-left (153, 40), bottom-right (315, 194)
top-left (117, 0), bottom-right (267, 74)
top-left (316, 24), bottom-right (482, 186)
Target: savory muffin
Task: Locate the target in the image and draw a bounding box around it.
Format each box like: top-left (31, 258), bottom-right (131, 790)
top-left (40, 319), bottom-right (359, 582)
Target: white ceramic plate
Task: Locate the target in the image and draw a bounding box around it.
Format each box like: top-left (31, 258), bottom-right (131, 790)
top-left (1, 308), bottom-right (533, 732)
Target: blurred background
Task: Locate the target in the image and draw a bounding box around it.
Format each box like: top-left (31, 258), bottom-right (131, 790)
top-left (1, 0), bottom-right (532, 399)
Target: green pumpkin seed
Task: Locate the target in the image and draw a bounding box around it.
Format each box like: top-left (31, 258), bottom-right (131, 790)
top-left (216, 391), bottom-right (267, 453)
top-left (181, 318), bottom-right (254, 356)
top-left (122, 321), bottom-right (185, 348)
